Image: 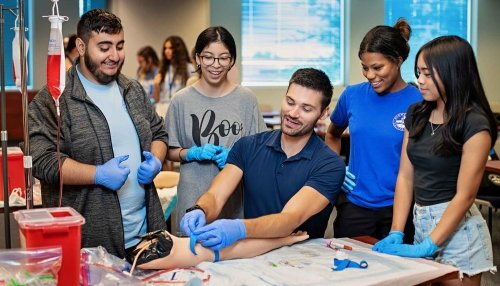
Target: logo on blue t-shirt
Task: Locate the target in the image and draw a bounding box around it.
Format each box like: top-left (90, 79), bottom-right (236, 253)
top-left (392, 113), bottom-right (406, 131)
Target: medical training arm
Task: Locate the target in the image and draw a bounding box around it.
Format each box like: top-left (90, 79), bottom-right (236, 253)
top-left (196, 164), bottom-right (244, 222)
top-left (427, 131), bottom-right (490, 246)
top-left (218, 231), bottom-right (309, 260)
top-left (325, 123), bottom-right (345, 155)
top-left (243, 186), bottom-right (330, 238)
top-left (390, 129), bottom-right (415, 232)
top-left (137, 231), bottom-right (309, 270)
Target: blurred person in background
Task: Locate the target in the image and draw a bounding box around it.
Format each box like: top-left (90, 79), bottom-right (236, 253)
top-left (153, 35), bottom-right (194, 118)
top-left (137, 45), bottom-right (159, 106)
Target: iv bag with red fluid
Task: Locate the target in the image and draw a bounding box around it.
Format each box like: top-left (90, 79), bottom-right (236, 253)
top-left (12, 27), bottom-right (29, 91)
top-left (46, 16), bottom-right (66, 102)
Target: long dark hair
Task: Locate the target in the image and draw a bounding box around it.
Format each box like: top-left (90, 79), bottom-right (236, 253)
top-left (410, 35), bottom-right (497, 154)
top-left (158, 36), bottom-right (190, 85)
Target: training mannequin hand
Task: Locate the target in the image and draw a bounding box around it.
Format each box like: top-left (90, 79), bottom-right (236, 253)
top-left (137, 151), bottom-right (162, 184)
top-left (341, 166), bottom-right (356, 193)
top-left (94, 155), bottom-right (130, 191)
top-left (213, 147), bottom-right (231, 169)
top-left (376, 236), bottom-right (438, 258)
top-left (180, 209), bottom-right (206, 236)
top-left (372, 231), bottom-right (404, 251)
top-left (195, 219), bottom-right (246, 251)
top-left (185, 144), bottom-right (221, 161)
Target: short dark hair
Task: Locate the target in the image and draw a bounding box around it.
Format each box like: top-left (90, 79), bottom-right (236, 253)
top-left (137, 46), bottom-right (159, 67)
top-left (65, 33), bottom-right (77, 55)
top-left (77, 9), bottom-right (123, 44)
top-left (194, 26), bottom-right (237, 67)
top-left (287, 68), bottom-right (333, 110)
top-left (359, 18), bottom-right (411, 63)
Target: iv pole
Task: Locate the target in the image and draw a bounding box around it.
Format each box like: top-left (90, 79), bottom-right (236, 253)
top-left (18, 0), bottom-right (32, 212)
top-left (0, 0), bottom-right (28, 249)
top-left (1, 3), bottom-right (15, 250)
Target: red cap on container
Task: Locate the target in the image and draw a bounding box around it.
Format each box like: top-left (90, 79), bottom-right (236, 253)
top-left (14, 207), bottom-right (85, 229)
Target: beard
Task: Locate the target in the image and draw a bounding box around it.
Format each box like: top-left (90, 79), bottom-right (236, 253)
top-left (280, 115), bottom-right (316, 137)
top-left (84, 52), bottom-right (123, 85)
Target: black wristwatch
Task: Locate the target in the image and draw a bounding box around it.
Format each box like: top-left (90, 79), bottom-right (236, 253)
top-left (186, 204), bottom-right (205, 214)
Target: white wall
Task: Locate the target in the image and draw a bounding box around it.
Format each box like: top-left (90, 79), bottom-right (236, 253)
top-left (477, 0), bottom-right (500, 112)
top-left (109, 0), bottom-right (209, 79)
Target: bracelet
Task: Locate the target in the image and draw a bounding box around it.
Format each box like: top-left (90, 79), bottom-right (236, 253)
top-left (186, 204), bottom-right (205, 214)
top-left (178, 148), bottom-right (186, 163)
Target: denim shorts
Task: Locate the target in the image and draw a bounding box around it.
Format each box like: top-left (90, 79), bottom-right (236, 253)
top-left (413, 202), bottom-right (496, 277)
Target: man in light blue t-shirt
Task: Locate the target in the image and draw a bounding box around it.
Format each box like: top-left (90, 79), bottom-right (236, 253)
top-left (29, 9), bottom-right (168, 258)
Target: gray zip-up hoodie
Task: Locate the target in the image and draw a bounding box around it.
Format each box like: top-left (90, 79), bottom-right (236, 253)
top-left (28, 65), bottom-right (168, 258)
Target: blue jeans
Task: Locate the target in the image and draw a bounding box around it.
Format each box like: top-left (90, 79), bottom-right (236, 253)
top-left (413, 202), bottom-right (495, 276)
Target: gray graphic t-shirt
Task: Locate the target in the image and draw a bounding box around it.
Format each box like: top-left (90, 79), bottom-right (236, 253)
top-left (166, 85), bottom-right (268, 235)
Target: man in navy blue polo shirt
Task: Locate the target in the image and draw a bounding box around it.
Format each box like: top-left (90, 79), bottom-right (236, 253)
top-left (180, 68), bottom-right (346, 251)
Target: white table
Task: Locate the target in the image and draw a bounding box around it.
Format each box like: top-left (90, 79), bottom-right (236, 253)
top-left (192, 238), bottom-right (458, 286)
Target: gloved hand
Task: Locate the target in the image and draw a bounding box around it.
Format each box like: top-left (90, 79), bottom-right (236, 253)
top-left (180, 209), bottom-right (206, 236)
top-left (194, 219), bottom-right (246, 251)
top-left (376, 236), bottom-right (438, 258)
top-left (341, 166), bottom-right (356, 193)
top-left (137, 151), bottom-right (162, 184)
top-left (213, 147), bottom-right (231, 169)
top-left (372, 231), bottom-right (404, 251)
top-left (185, 144), bottom-right (221, 162)
top-left (94, 155), bottom-right (130, 191)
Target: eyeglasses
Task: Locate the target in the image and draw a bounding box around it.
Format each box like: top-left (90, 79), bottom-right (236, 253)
top-left (199, 55), bottom-right (232, 67)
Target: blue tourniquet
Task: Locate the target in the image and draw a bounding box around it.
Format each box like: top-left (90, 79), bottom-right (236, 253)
top-left (332, 258), bottom-right (368, 271)
top-left (190, 234), bottom-right (219, 262)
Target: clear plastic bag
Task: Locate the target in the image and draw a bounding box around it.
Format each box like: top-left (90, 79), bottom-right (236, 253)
top-left (80, 246), bottom-right (210, 285)
top-left (0, 247), bottom-right (61, 286)
top-left (81, 247), bottom-right (146, 286)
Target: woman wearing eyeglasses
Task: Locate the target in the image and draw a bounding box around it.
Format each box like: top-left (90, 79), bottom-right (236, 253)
top-left (153, 35), bottom-right (195, 118)
top-left (165, 26), bottom-right (268, 236)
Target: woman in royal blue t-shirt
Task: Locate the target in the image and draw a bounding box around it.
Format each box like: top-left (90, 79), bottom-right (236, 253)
top-left (325, 18), bottom-right (421, 241)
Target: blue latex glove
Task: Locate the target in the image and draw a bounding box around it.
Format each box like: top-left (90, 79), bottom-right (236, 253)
top-left (94, 155), bottom-right (130, 191)
top-left (194, 219), bottom-right (246, 251)
top-left (213, 147), bottom-right (230, 169)
top-left (376, 236), bottom-right (439, 258)
top-left (372, 231), bottom-right (404, 251)
top-left (341, 166), bottom-right (356, 193)
top-left (185, 144), bottom-right (221, 162)
top-left (137, 151), bottom-right (162, 184)
top-left (180, 209), bottom-right (206, 236)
